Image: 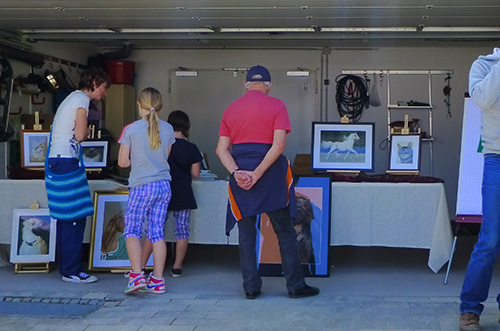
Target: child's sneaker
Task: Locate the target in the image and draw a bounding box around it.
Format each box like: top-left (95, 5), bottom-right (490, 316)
top-left (171, 268), bottom-right (182, 278)
top-left (124, 271), bottom-right (146, 294)
top-left (142, 275), bottom-right (166, 294)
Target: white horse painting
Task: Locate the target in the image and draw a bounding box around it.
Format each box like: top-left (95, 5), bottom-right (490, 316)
top-left (324, 132), bottom-right (360, 159)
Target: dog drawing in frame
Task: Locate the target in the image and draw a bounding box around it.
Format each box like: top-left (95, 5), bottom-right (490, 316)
top-left (18, 216), bottom-right (49, 256)
top-left (294, 194), bottom-right (316, 265)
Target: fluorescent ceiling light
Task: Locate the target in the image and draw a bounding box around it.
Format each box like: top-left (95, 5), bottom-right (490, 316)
top-left (321, 27), bottom-right (416, 32)
top-left (175, 71), bottom-right (198, 77)
top-left (21, 28), bottom-right (115, 33)
top-left (287, 71), bottom-right (310, 77)
top-left (422, 26), bottom-right (500, 32)
top-left (220, 27), bottom-right (315, 33)
top-left (121, 28), bottom-right (213, 33)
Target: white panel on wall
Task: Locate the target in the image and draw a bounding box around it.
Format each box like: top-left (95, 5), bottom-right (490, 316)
top-left (167, 69), bottom-right (243, 179)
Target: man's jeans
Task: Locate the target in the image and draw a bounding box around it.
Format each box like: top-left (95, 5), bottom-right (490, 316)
top-left (237, 207), bottom-right (306, 293)
top-left (460, 154), bottom-right (500, 314)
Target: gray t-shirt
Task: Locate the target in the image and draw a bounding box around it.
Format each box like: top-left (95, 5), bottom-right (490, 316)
top-left (118, 119), bottom-right (175, 188)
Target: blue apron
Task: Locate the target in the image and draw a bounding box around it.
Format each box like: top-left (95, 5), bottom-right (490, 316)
top-left (225, 143), bottom-right (297, 235)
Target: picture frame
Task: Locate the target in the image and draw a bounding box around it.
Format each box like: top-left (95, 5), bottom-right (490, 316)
top-left (89, 190), bottom-right (153, 271)
top-left (389, 134), bottom-right (422, 172)
top-left (20, 129), bottom-right (50, 167)
top-left (311, 122), bottom-right (375, 171)
top-left (81, 140), bottom-right (108, 168)
top-left (10, 208), bottom-right (56, 263)
top-left (256, 176), bottom-right (331, 277)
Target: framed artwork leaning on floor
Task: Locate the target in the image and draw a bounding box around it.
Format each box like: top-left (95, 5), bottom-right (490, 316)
top-left (10, 208), bottom-right (56, 263)
top-left (88, 190), bottom-right (153, 272)
top-left (256, 176), bottom-right (331, 277)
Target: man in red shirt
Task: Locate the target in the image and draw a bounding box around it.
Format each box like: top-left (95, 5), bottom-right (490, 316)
top-left (216, 65), bottom-right (320, 300)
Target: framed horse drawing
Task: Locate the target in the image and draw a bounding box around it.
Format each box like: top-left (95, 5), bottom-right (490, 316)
top-left (311, 122), bottom-right (375, 171)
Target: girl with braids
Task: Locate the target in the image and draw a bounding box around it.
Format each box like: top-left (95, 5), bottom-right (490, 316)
top-left (118, 87), bottom-right (175, 294)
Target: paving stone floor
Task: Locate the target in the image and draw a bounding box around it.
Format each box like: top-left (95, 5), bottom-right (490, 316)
top-left (1, 236), bottom-right (500, 330)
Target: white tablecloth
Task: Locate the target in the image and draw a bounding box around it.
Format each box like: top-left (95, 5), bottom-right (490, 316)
top-left (165, 180), bottom-right (238, 244)
top-left (0, 179), bottom-right (451, 272)
top-left (330, 182), bottom-right (453, 273)
top-left (0, 179), bottom-right (235, 245)
top-left (0, 179), bottom-right (127, 244)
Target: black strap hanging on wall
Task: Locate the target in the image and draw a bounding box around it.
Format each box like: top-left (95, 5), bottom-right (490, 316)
top-left (335, 74), bottom-right (368, 122)
top-left (443, 73), bottom-right (452, 118)
top-left (0, 50), bottom-right (15, 141)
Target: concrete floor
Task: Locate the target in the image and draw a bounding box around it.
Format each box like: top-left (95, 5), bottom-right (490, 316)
top-left (1, 235), bottom-right (500, 330)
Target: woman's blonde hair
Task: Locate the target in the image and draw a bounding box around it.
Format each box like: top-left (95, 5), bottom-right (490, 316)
top-left (138, 87), bottom-right (163, 149)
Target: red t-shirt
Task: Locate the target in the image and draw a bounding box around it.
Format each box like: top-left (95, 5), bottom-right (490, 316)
top-left (219, 90), bottom-right (291, 144)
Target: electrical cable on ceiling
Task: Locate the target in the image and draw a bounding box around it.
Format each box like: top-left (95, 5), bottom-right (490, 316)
top-left (335, 74), bottom-right (368, 122)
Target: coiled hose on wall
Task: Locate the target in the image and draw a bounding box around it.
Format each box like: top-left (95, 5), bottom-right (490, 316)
top-left (335, 74), bottom-right (368, 122)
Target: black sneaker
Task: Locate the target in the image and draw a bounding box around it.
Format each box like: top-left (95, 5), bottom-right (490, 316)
top-left (62, 272), bottom-right (98, 284)
top-left (171, 268), bottom-right (182, 278)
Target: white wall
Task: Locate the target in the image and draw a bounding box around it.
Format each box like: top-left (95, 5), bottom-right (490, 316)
top-left (127, 46), bottom-right (494, 220)
top-left (3, 42), bottom-right (496, 221)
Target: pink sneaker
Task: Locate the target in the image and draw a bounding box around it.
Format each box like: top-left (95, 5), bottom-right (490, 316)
top-left (142, 275), bottom-right (166, 294)
top-left (124, 271), bottom-right (146, 294)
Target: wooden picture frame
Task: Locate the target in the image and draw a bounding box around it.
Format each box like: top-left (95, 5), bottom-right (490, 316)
top-left (389, 134), bottom-right (422, 172)
top-left (311, 122), bottom-right (375, 171)
top-left (88, 190), bottom-right (153, 271)
top-left (20, 129), bottom-right (50, 167)
top-left (10, 208), bottom-right (56, 263)
top-left (256, 176), bottom-right (331, 277)
top-left (81, 140), bottom-right (108, 168)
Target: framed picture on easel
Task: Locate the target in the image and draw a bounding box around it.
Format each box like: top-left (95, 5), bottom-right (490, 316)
top-left (10, 208), bottom-right (56, 263)
top-left (311, 122), bottom-right (375, 171)
top-left (388, 134), bottom-right (422, 172)
top-left (20, 129), bottom-right (50, 168)
top-left (81, 140), bottom-right (108, 168)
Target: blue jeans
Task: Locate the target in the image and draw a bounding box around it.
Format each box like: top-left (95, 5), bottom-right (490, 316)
top-left (237, 207), bottom-right (306, 293)
top-left (460, 154), bottom-right (500, 314)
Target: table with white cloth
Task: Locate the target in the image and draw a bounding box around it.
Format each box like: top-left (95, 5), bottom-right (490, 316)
top-left (0, 179), bottom-right (235, 246)
top-left (0, 179), bottom-right (452, 272)
top-left (330, 181), bottom-right (453, 273)
top-left (0, 179), bottom-right (127, 245)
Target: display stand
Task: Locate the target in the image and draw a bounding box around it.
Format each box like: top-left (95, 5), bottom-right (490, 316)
top-left (386, 114), bottom-right (420, 176)
top-left (341, 69), bottom-right (454, 176)
top-left (14, 262), bottom-right (51, 273)
top-left (386, 170), bottom-right (419, 176)
top-left (327, 170), bottom-right (360, 175)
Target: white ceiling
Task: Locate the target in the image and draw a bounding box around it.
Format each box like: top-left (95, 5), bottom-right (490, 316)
top-left (1, 0), bottom-right (500, 49)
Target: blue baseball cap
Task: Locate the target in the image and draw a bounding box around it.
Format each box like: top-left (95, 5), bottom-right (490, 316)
top-left (246, 65), bottom-right (271, 82)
